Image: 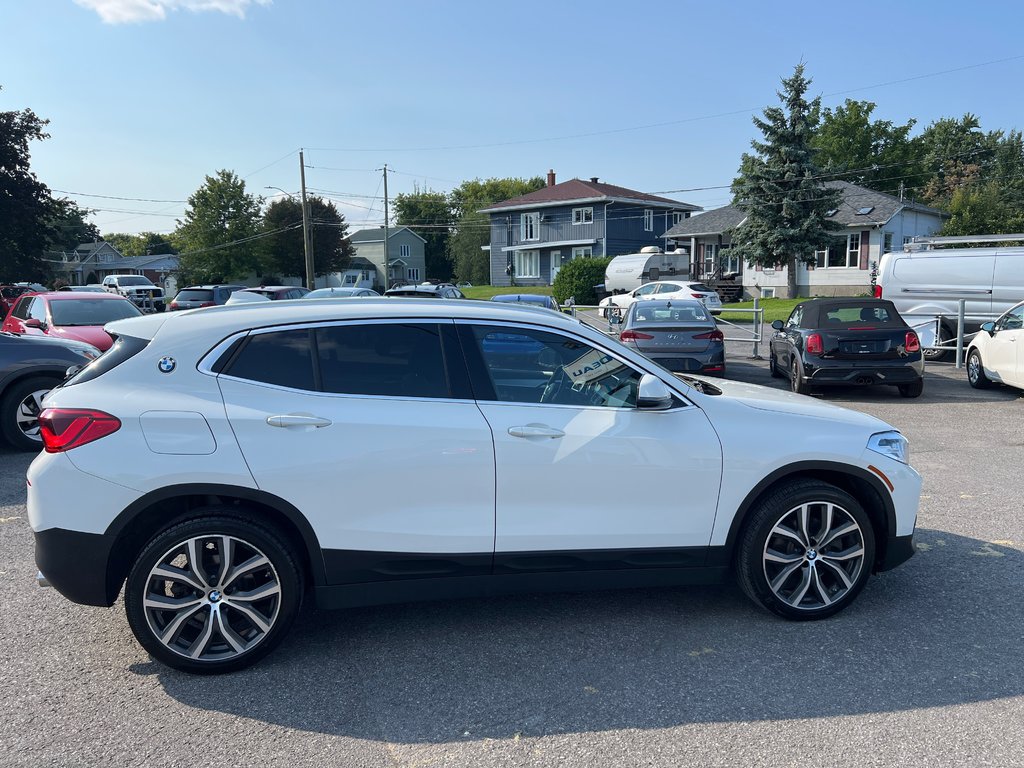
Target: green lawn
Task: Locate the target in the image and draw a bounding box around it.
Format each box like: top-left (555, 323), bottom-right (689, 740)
top-left (461, 285), bottom-right (553, 300)
top-left (718, 298), bottom-right (801, 324)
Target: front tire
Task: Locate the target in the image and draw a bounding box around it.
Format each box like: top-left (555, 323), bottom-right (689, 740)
top-left (967, 349), bottom-right (991, 389)
top-left (125, 514), bottom-right (303, 674)
top-left (0, 376), bottom-right (57, 451)
top-left (736, 481), bottom-right (875, 620)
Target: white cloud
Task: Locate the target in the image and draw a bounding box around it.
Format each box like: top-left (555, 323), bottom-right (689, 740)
top-left (73, 0), bottom-right (271, 24)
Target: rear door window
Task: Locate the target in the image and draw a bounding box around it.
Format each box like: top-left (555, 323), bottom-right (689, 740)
top-left (225, 329), bottom-right (316, 390)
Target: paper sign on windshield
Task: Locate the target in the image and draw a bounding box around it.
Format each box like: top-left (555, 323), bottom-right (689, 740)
top-left (563, 349), bottom-right (624, 386)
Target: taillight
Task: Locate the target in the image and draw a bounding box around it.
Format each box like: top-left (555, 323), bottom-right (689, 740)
top-left (169, 302), bottom-right (178, 310)
top-left (905, 331), bottom-right (920, 353)
top-left (620, 330), bottom-right (654, 341)
top-left (693, 330), bottom-right (724, 342)
top-left (806, 333), bottom-right (824, 355)
top-left (873, 285), bottom-right (883, 298)
top-left (199, 302), bottom-right (215, 308)
top-left (691, 293), bottom-right (704, 299)
top-left (38, 408), bottom-right (121, 453)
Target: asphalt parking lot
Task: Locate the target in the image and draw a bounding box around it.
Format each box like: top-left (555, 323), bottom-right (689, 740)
top-left (1, 337), bottom-right (1022, 768)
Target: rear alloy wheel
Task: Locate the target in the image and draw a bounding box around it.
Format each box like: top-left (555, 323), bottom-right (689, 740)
top-left (967, 349), bottom-right (991, 389)
top-left (737, 481), bottom-right (875, 620)
top-left (125, 515), bottom-right (302, 674)
top-left (790, 357), bottom-right (810, 395)
top-left (0, 376), bottom-right (56, 451)
top-left (898, 379), bottom-right (924, 398)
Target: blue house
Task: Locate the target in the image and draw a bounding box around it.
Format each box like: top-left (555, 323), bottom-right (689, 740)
top-left (480, 171), bottom-right (700, 286)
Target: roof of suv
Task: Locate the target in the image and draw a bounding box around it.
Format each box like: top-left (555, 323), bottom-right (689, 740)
top-left (105, 297), bottom-right (584, 342)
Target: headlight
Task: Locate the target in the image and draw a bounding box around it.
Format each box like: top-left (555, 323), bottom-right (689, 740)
top-left (867, 431), bottom-right (909, 464)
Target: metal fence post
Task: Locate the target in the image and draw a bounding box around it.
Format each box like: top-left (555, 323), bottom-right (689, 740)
top-left (750, 297), bottom-right (762, 359)
top-left (955, 299), bottom-right (966, 369)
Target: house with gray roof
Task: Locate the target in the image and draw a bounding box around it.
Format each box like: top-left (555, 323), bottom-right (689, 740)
top-left (663, 180), bottom-right (949, 299)
top-left (48, 242), bottom-right (180, 292)
top-left (349, 226), bottom-right (427, 291)
top-left (481, 171), bottom-right (700, 286)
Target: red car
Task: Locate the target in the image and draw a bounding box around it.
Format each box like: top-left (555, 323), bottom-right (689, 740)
top-left (1, 292), bottom-right (142, 351)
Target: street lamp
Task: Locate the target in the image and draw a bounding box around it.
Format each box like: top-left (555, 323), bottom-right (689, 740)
top-left (265, 185), bottom-right (314, 290)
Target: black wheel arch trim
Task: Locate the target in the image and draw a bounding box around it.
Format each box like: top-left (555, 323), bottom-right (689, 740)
top-left (711, 460), bottom-right (898, 571)
top-left (101, 483), bottom-right (327, 603)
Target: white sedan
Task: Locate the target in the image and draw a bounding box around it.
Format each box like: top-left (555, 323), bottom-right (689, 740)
top-left (600, 280), bottom-right (723, 317)
top-left (967, 299), bottom-right (1024, 391)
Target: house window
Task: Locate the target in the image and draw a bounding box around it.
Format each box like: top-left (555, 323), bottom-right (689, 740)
top-left (520, 212), bottom-right (539, 241)
top-left (406, 267), bottom-right (420, 282)
top-left (571, 247), bottom-right (592, 259)
top-left (672, 211), bottom-right (687, 225)
top-left (903, 236), bottom-right (913, 246)
top-left (815, 234), bottom-right (860, 268)
top-left (572, 207), bottom-right (593, 225)
top-left (703, 243), bottom-right (716, 277)
top-left (721, 245), bottom-right (740, 275)
top-left (514, 250), bottom-right (540, 278)
top-left (643, 209), bottom-right (654, 231)
top-left (761, 287), bottom-right (776, 299)
top-left (883, 232), bottom-right (894, 253)
top-left (399, 244), bottom-right (410, 258)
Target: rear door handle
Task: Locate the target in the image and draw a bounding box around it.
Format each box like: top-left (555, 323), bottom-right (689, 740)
top-left (508, 424), bottom-right (565, 439)
top-left (266, 414), bottom-right (333, 428)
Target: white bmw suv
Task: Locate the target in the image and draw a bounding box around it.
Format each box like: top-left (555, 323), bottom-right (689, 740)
top-left (29, 299), bottom-right (920, 673)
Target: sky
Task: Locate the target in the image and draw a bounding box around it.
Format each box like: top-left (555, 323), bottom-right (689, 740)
top-left (2, 0), bottom-right (1023, 238)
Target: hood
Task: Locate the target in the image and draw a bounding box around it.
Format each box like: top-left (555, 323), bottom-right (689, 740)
top-left (49, 325), bottom-right (115, 352)
top-left (689, 377), bottom-right (890, 430)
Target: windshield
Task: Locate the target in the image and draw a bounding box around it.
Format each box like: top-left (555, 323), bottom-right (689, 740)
top-left (116, 277), bottom-right (153, 286)
top-left (49, 299), bottom-right (143, 326)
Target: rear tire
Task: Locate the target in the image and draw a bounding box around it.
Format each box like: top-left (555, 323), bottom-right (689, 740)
top-left (768, 351), bottom-right (783, 378)
top-left (736, 480), bottom-right (875, 620)
top-left (967, 348), bottom-right (991, 389)
top-left (125, 513), bottom-right (303, 674)
top-left (898, 379), bottom-right (924, 398)
top-left (790, 357), bottom-right (810, 395)
top-left (0, 376), bottom-right (57, 451)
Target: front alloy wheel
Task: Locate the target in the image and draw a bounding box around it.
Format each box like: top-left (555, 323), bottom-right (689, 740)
top-left (126, 515), bottom-right (302, 673)
top-left (737, 481), bottom-right (875, 620)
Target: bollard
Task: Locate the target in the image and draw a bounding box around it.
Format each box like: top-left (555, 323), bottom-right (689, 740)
top-left (750, 297), bottom-right (762, 359)
top-left (955, 299), bottom-right (966, 369)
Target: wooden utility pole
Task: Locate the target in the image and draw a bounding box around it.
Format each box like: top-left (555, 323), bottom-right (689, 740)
top-left (382, 164), bottom-right (390, 291)
top-left (299, 149), bottom-right (313, 290)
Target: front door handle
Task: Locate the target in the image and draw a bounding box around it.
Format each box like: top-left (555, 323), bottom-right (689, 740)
top-left (266, 414), bottom-right (333, 429)
top-left (508, 424), bottom-right (565, 439)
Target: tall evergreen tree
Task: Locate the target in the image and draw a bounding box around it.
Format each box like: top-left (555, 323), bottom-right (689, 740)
top-left (730, 64), bottom-right (842, 298)
top-left (261, 196), bottom-right (353, 281)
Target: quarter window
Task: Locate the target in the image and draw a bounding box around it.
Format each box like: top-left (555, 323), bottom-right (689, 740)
top-left (468, 325), bottom-right (642, 409)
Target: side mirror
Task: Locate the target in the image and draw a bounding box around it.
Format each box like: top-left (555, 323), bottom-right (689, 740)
top-left (637, 373), bottom-right (673, 410)
top-left (771, 320), bottom-right (784, 330)
top-left (24, 318), bottom-right (43, 329)
top-left (980, 321), bottom-right (996, 336)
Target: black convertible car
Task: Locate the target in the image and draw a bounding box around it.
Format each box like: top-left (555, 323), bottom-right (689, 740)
top-left (769, 298), bottom-right (925, 398)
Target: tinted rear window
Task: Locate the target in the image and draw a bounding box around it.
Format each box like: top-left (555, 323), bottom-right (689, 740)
top-left (63, 334), bottom-right (150, 387)
top-left (174, 290), bottom-right (214, 302)
top-left (315, 323), bottom-right (449, 398)
top-left (633, 305), bottom-right (709, 323)
top-left (688, 284), bottom-right (715, 293)
top-left (820, 304), bottom-right (902, 326)
top-left (226, 329), bottom-right (315, 390)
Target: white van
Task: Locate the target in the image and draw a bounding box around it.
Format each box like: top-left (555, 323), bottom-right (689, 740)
top-left (876, 235), bottom-right (1024, 359)
top-left (604, 247), bottom-right (689, 293)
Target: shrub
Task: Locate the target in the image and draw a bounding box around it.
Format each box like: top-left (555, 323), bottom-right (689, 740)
top-left (552, 257), bottom-right (611, 305)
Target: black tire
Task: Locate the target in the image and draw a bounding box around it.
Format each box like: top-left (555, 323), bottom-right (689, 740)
top-left (967, 348), bottom-right (991, 389)
top-left (736, 480), bottom-right (876, 621)
top-left (0, 376), bottom-right (58, 451)
top-left (790, 356), bottom-right (810, 395)
top-left (898, 378), bottom-right (924, 398)
top-left (125, 513), bottom-right (303, 674)
top-left (768, 351), bottom-right (783, 379)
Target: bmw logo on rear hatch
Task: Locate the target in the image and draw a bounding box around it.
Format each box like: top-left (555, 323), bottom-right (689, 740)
top-left (158, 357), bottom-right (176, 373)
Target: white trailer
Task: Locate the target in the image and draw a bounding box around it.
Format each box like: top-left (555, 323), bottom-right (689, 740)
top-left (604, 247), bottom-right (689, 294)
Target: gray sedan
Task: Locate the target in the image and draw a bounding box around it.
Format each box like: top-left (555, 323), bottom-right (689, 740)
top-left (613, 298), bottom-right (725, 375)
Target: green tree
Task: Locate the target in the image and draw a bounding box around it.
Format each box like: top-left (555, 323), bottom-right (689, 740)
top-left (261, 196), bottom-right (353, 281)
top-left (394, 185), bottom-right (454, 280)
top-left (941, 182), bottom-right (1024, 236)
top-left (730, 64), bottom-right (842, 298)
top-left (101, 232), bottom-right (179, 258)
top-left (812, 100), bottom-right (923, 196)
top-left (552, 256), bottom-right (611, 305)
top-left (174, 170), bottom-right (263, 283)
top-left (917, 114), bottom-right (996, 205)
top-left (46, 199), bottom-right (100, 252)
top-left (0, 91), bottom-right (56, 282)
top-left (448, 176), bottom-right (545, 284)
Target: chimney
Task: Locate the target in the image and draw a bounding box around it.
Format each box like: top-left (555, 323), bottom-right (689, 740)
top-left (547, 169), bottom-right (556, 187)
top-left (590, 177), bottom-right (599, 183)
